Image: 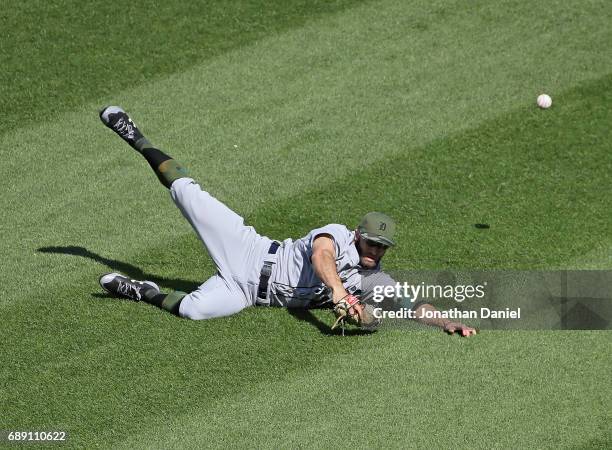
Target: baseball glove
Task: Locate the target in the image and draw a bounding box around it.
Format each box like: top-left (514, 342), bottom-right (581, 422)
top-left (331, 294), bottom-right (382, 332)
top-left (331, 294), bottom-right (361, 330)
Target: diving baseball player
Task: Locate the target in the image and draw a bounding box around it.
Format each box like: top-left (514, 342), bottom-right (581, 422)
top-left (98, 106), bottom-right (477, 336)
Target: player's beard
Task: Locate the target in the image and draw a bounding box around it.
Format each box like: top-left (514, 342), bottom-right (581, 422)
top-left (360, 256), bottom-right (378, 268)
top-left (356, 242), bottom-right (379, 268)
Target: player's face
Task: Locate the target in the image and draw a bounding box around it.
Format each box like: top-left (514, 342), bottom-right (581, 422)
top-left (357, 237), bottom-right (388, 268)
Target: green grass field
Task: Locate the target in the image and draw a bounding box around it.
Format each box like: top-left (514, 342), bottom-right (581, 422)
top-left (1, 0), bottom-right (611, 448)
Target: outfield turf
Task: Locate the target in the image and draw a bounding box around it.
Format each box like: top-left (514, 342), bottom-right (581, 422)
top-left (1, 0), bottom-right (611, 448)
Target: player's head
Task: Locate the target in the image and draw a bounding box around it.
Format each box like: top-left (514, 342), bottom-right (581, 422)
top-left (355, 212), bottom-right (396, 268)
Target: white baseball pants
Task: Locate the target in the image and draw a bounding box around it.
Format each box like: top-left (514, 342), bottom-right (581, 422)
top-left (170, 178), bottom-right (272, 320)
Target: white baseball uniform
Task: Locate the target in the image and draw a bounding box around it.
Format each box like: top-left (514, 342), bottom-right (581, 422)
top-left (171, 177), bottom-right (395, 320)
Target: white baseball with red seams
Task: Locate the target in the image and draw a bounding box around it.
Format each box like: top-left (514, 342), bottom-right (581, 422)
top-left (537, 94), bottom-right (552, 109)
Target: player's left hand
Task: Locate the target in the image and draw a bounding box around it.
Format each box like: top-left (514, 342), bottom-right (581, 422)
top-left (443, 321), bottom-right (478, 337)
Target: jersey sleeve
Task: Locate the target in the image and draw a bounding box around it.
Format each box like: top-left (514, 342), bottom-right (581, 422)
top-left (308, 224), bottom-right (352, 257)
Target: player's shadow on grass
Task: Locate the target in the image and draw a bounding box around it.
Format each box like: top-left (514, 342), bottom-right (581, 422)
top-left (37, 245), bottom-right (199, 294)
top-left (39, 245), bottom-right (376, 334)
top-left (286, 307), bottom-right (374, 336)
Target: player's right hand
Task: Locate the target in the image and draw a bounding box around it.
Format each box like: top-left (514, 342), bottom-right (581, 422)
top-left (331, 294), bottom-right (361, 329)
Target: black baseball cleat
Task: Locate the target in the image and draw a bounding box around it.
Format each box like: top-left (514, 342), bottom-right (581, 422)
top-left (99, 272), bottom-right (160, 302)
top-left (99, 106), bottom-right (145, 148)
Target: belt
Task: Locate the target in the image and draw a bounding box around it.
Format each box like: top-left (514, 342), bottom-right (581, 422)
top-left (257, 241), bottom-right (280, 301)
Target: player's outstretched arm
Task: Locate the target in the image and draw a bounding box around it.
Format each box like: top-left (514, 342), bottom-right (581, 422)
top-left (412, 303), bottom-right (478, 337)
top-left (312, 234), bottom-right (379, 331)
top-left (311, 234), bottom-right (350, 303)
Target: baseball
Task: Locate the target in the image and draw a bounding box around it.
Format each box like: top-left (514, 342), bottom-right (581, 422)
top-left (537, 94), bottom-right (552, 109)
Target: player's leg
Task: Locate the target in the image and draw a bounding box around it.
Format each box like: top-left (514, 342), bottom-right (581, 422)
top-left (99, 272), bottom-right (185, 315)
top-left (99, 106), bottom-right (187, 189)
top-left (177, 274), bottom-right (249, 320)
top-left (170, 177), bottom-right (264, 279)
top-left (99, 272), bottom-right (248, 319)
top-left (99, 105), bottom-right (267, 285)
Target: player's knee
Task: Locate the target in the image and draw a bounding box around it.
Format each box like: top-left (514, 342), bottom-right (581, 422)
top-left (179, 294), bottom-right (248, 320)
top-left (182, 313), bottom-right (202, 320)
top-left (179, 300), bottom-right (209, 320)
top-left (181, 307), bottom-right (237, 321)
top-left (178, 294), bottom-right (220, 320)
top-left (181, 309), bottom-right (211, 321)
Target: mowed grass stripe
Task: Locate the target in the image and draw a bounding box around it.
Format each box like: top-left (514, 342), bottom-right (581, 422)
top-left (117, 331), bottom-right (611, 449)
top-left (2, 0), bottom-right (611, 305)
top-left (250, 73), bottom-right (612, 269)
top-left (1, 305), bottom-right (392, 445)
top-left (2, 73), bottom-right (610, 447)
top-left (567, 242), bottom-right (612, 269)
top-left (0, 0), bottom-right (366, 135)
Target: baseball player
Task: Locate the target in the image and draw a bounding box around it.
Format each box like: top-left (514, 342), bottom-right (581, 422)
top-left (98, 106), bottom-right (477, 336)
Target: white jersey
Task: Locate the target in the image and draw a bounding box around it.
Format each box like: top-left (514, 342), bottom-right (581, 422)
top-left (269, 224), bottom-right (371, 307)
